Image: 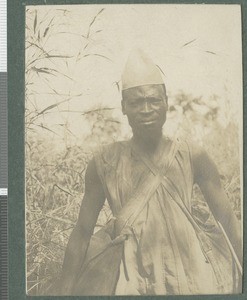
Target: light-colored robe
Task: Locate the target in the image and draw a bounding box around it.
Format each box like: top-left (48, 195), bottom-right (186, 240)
top-left (94, 137), bottom-right (240, 295)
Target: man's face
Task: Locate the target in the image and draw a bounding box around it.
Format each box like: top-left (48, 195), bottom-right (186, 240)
top-left (122, 84), bottom-right (168, 135)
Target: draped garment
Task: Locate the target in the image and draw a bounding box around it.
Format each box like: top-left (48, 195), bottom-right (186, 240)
top-left (94, 137), bottom-right (240, 295)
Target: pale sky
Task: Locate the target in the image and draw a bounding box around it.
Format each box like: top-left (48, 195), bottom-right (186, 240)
top-left (26, 4), bottom-right (242, 142)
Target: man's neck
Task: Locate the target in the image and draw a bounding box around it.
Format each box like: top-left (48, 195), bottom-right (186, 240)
top-left (132, 130), bottom-right (163, 154)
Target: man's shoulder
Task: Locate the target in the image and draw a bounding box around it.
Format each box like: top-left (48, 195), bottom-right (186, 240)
top-left (181, 139), bottom-right (214, 177)
top-left (173, 137), bottom-right (210, 172)
top-left (177, 137), bottom-right (206, 159)
top-left (93, 140), bottom-right (130, 166)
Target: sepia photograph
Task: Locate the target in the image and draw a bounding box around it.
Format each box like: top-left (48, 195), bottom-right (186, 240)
top-left (25, 4), bottom-right (243, 296)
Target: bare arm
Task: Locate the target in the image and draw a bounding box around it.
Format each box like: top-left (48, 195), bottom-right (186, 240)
top-left (58, 158), bottom-right (105, 295)
top-left (192, 144), bottom-right (242, 264)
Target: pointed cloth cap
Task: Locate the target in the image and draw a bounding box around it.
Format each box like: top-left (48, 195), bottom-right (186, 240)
top-left (122, 49), bottom-right (164, 90)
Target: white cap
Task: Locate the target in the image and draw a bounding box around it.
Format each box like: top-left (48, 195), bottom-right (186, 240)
top-left (121, 49), bottom-right (164, 90)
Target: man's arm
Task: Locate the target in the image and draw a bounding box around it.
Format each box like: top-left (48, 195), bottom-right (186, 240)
top-left (57, 158), bottom-right (106, 295)
top-left (191, 143), bottom-right (242, 264)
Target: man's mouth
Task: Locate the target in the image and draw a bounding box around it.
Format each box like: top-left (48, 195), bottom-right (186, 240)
top-left (139, 119), bottom-right (157, 125)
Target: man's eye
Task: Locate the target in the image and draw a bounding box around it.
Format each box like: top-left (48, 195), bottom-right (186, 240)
top-left (150, 98), bottom-right (162, 104)
top-left (129, 100), bottom-right (141, 107)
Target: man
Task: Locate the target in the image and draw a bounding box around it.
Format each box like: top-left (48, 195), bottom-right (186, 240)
top-left (55, 49), bottom-right (242, 295)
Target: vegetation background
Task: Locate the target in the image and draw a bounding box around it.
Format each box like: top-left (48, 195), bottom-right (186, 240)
top-left (25, 5), bottom-right (242, 295)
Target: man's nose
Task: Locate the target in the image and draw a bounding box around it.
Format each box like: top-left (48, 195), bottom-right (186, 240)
top-left (141, 101), bottom-right (152, 113)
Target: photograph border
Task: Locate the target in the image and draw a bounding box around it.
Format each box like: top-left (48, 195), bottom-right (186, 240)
top-left (8, 0), bottom-right (247, 299)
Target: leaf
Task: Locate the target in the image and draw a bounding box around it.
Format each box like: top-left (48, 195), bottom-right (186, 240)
top-left (43, 26), bottom-right (50, 37)
top-left (94, 30), bottom-right (102, 34)
top-left (50, 69), bottom-right (74, 81)
top-left (181, 38), bottom-right (197, 48)
top-left (83, 53), bottom-right (112, 62)
top-left (205, 50), bottom-right (217, 55)
top-left (47, 16), bottom-right (55, 28)
top-left (35, 124), bottom-right (60, 136)
top-left (89, 8), bottom-right (104, 30)
top-left (156, 64), bottom-right (166, 76)
top-left (26, 41), bottom-right (49, 56)
top-left (37, 96), bottom-right (79, 116)
top-left (113, 81), bottom-right (120, 92)
top-left (91, 29), bottom-right (103, 37)
top-left (83, 43), bottom-right (89, 51)
top-left (81, 34), bottom-right (89, 40)
top-left (50, 87), bottom-right (59, 95)
top-left (53, 184), bottom-right (73, 196)
top-left (81, 107), bottom-right (115, 116)
top-left (31, 67), bottom-right (55, 75)
top-left (65, 127), bottom-right (77, 138)
top-left (34, 10), bottom-right (37, 34)
top-left (26, 54), bottom-right (73, 69)
top-left (45, 54), bottom-right (73, 59)
top-left (87, 8), bottom-right (105, 38)
top-left (32, 67), bottom-right (73, 82)
top-left (38, 103), bottom-right (59, 115)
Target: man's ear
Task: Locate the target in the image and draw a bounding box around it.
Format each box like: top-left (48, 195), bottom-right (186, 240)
top-left (121, 100), bottom-right (126, 115)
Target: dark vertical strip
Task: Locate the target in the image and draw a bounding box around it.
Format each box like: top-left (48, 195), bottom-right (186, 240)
top-left (0, 197), bottom-right (8, 300)
top-left (8, 0), bottom-right (26, 299)
top-left (0, 72), bottom-right (8, 190)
